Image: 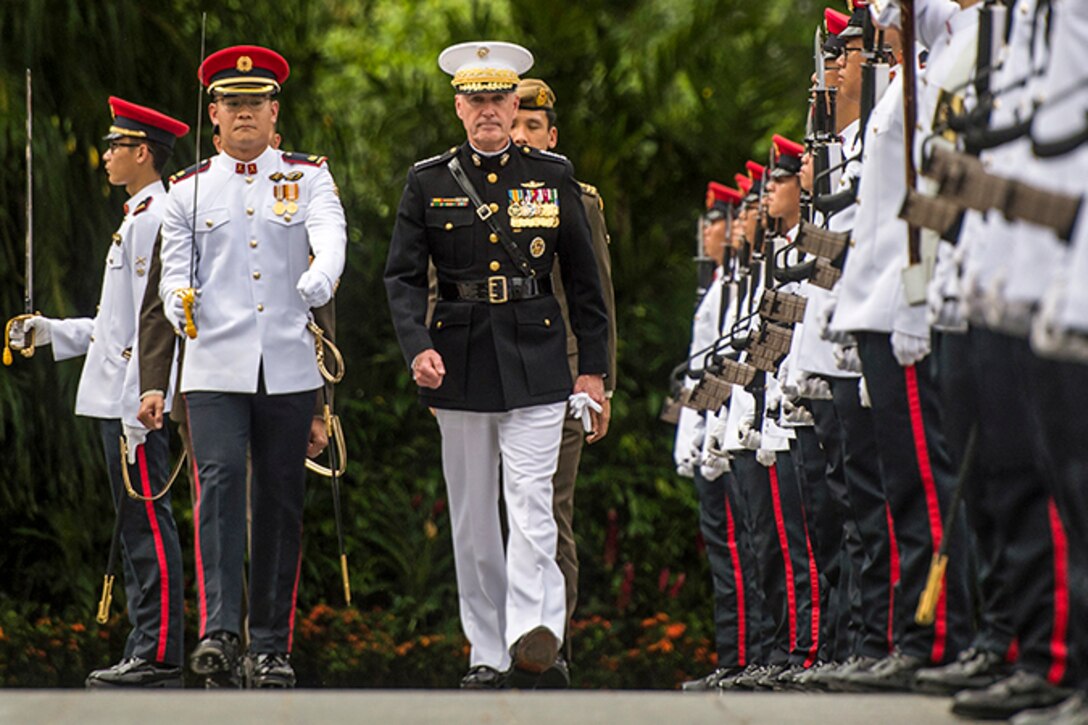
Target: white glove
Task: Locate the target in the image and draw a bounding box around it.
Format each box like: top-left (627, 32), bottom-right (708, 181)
top-left (1031, 276), bottom-right (1088, 363)
top-left (677, 459), bottom-right (696, 478)
top-left (738, 420), bottom-right (762, 450)
top-left (123, 424), bottom-right (149, 464)
top-left (797, 373), bottom-right (832, 400)
top-left (165, 288), bottom-right (199, 332)
top-left (833, 343), bottom-right (863, 373)
top-left (568, 392), bottom-right (603, 433)
top-left (783, 398), bottom-right (815, 425)
top-left (872, 0), bottom-right (901, 30)
top-left (891, 330), bottom-right (931, 367)
top-left (700, 452), bottom-right (731, 480)
top-left (859, 376), bottom-right (872, 408)
top-left (927, 241), bottom-right (968, 332)
top-left (820, 293), bottom-right (855, 345)
top-left (297, 269), bottom-right (334, 308)
top-left (8, 316), bottom-right (53, 348)
top-left (756, 448), bottom-right (777, 467)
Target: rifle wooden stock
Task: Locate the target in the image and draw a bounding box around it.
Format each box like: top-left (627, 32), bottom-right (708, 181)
top-left (759, 289), bottom-right (808, 324)
top-left (899, 189), bottom-right (964, 239)
top-left (796, 220), bottom-right (850, 260)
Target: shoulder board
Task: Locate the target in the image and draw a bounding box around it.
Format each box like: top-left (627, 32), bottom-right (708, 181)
top-left (169, 159), bottom-right (211, 186)
top-left (413, 147), bottom-right (458, 170)
top-left (518, 146), bottom-right (570, 165)
top-left (577, 181), bottom-right (598, 197)
top-left (282, 151), bottom-right (328, 167)
top-left (131, 196), bottom-right (154, 217)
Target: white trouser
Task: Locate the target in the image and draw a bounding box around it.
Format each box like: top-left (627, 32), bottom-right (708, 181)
top-left (436, 402), bottom-right (567, 669)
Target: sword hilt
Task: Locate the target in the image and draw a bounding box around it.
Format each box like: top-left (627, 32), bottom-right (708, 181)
top-left (96, 574), bottom-right (115, 624)
top-left (3, 314), bottom-right (37, 366)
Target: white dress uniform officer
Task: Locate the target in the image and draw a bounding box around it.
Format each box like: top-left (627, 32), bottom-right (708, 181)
top-left (157, 45), bottom-right (346, 688)
top-left (11, 97), bottom-right (189, 688)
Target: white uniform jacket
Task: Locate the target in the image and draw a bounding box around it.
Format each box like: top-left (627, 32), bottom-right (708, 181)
top-left (159, 147), bottom-right (347, 394)
top-left (674, 269), bottom-right (726, 466)
top-left (51, 181), bottom-right (168, 421)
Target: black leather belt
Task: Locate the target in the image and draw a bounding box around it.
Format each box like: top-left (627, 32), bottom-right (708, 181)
top-left (439, 274), bottom-right (553, 304)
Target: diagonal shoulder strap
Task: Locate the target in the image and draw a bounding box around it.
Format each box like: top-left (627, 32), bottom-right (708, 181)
top-left (448, 156), bottom-right (535, 277)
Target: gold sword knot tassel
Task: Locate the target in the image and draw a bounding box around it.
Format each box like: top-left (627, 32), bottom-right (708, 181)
top-left (96, 574), bottom-right (115, 624)
top-left (178, 288), bottom-right (198, 339)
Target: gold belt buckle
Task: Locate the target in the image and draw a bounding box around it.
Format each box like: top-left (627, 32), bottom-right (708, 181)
top-left (487, 276), bottom-right (509, 304)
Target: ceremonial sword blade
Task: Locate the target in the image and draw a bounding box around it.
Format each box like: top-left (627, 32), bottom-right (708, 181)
top-left (25, 68), bottom-right (33, 314)
top-left (815, 26), bottom-right (826, 91)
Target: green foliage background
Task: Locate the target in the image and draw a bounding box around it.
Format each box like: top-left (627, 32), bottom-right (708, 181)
top-left (0, 0), bottom-right (817, 684)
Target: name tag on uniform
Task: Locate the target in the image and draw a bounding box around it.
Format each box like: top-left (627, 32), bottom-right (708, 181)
top-left (430, 197), bottom-right (470, 207)
top-left (508, 188), bottom-right (559, 229)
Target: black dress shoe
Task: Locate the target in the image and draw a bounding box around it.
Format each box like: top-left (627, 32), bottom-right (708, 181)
top-left (842, 652), bottom-right (928, 692)
top-left (460, 664), bottom-right (505, 689)
top-left (537, 656), bottom-right (571, 689)
top-left (682, 666), bottom-right (743, 692)
top-left (1010, 692), bottom-right (1088, 725)
top-left (85, 657), bottom-right (183, 688)
top-left (732, 664), bottom-right (785, 691)
top-left (913, 647), bottom-right (1010, 696)
top-left (770, 663), bottom-right (812, 691)
top-left (510, 626), bottom-right (560, 675)
top-left (792, 660), bottom-right (838, 691)
top-left (717, 663), bottom-right (762, 691)
top-left (190, 631), bottom-right (242, 688)
top-left (951, 671), bottom-right (1072, 720)
top-left (821, 654), bottom-right (881, 692)
top-left (247, 653), bottom-right (295, 688)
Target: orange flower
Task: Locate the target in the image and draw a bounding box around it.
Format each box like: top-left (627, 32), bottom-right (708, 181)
top-left (627, 648), bottom-right (640, 659)
top-left (640, 617), bottom-right (657, 628)
top-left (69, 623), bottom-right (86, 633)
top-left (656, 612), bottom-right (669, 623)
top-left (658, 638), bottom-right (674, 653)
top-left (665, 623), bottom-right (687, 640)
top-left (394, 642), bottom-right (413, 656)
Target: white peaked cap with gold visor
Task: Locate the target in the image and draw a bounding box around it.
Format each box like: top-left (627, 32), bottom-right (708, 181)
top-left (439, 41), bottom-right (534, 94)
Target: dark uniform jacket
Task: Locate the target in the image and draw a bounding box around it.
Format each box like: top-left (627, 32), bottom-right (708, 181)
top-left (385, 141), bottom-right (610, 412)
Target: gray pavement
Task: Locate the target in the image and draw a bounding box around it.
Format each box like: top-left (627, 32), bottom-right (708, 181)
top-left (0, 690), bottom-right (966, 724)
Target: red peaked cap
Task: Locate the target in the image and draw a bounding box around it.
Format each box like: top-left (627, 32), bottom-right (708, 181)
top-left (199, 45), bottom-right (290, 94)
top-left (706, 181), bottom-right (742, 210)
top-left (735, 173), bottom-right (753, 194)
top-left (746, 160), bottom-right (766, 180)
top-left (106, 96), bottom-right (189, 149)
top-left (771, 134), bottom-right (805, 177)
top-left (825, 8), bottom-right (850, 35)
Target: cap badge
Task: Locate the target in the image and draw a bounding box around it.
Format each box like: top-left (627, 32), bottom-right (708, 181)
top-left (236, 55), bottom-right (253, 72)
top-left (536, 88), bottom-right (548, 107)
top-left (477, 47), bottom-right (490, 59)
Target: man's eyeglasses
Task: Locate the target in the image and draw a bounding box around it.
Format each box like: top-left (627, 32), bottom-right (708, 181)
top-left (841, 46), bottom-right (865, 57)
top-left (107, 141), bottom-right (142, 152)
top-left (217, 97), bottom-right (271, 112)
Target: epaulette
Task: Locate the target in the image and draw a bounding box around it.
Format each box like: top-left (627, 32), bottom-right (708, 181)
top-left (414, 146), bottom-right (459, 170)
top-left (577, 180), bottom-right (605, 212)
top-left (131, 196), bottom-right (154, 217)
top-left (169, 159), bottom-right (211, 186)
top-left (282, 151), bottom-right (329, 167)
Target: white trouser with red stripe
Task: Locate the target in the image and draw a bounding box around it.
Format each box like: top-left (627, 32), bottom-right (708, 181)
top-left (436, 402), bottom-right (567, 670)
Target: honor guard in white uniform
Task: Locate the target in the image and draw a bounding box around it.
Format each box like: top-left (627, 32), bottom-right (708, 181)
top-left (10, 97), bottom-right (189, 688)
top-left (157, 45), bottom-right (347, 688)
top-left (384, 41), bottom-right (609, 689)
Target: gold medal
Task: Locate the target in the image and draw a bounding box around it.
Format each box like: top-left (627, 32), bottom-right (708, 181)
top-left (530, 237), bottom-right (546, 258)
top-left (285, 184), bottom-right (299, 215)
top-left (273, 185), bottom-right (286, 216)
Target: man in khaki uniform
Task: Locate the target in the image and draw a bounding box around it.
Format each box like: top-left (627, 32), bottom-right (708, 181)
top-left (510, 78), bottom-right (618, 679)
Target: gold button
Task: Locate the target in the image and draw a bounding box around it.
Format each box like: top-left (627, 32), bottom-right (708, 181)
top-left (489, 202), bottom-right (499, 213)
top-left (436, 320), bottom-right (444, 329)
top-left (544, 318), bottom-right (551, 327)
top-left (89, 335), bottom-right (95, 343)
top-left (489, 233), bottom-right (499, 244)
top-left (108, 258), bottom-right (114, 265)
top-left (250, 239), bottom-right (258, 248)
top-left (489, 261), bottom-right (501, 272)
top-left (206, 219), bottom-right (214, 228)
top-left (257, 304), bottom-right (264, 312)
top-left (253, 271), bottom-right (261, 280)
top-left (246, 207), bottom-right (254, 216)
top-left (245, 177), bottom-right (254, 184)
top-left (522, 146), bottom-right (531, 154)
top-left (284, 215), bottom-right (292, 222)
top-left (487, 172), bottom-right (498, 184)
top-left (444, 222), bottom-right (454, 231)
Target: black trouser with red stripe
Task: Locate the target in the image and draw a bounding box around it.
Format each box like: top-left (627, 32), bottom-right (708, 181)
top-left (694, 469), bottom-right (753, 669)
top-left (185, 377), bottom-right (316, 655)
top-left (933, 331), bottom-right (1016, 661)
top-left (829, 376), bottom-right (897, 659)
top-left (732, 450), bottom-right (819, 667)
top-left (855, 331), bottom-right (972, 663)
top-left (99, 420), bottom-right (184, 667)
top-left (1017, 341), bottom-right (1084, 688)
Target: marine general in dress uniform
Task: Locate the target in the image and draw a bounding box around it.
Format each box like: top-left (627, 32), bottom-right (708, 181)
top-left (157, 45), bottom-right (347, 688)
top-left (384, 41), bottom-right (610, 689)
top-left (10, 98), bottom-right (189, 688)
